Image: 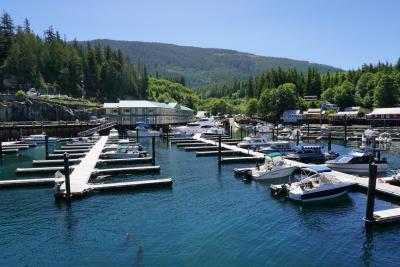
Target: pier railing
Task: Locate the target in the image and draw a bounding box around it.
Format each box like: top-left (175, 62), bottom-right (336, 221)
top-left (77, 121), bottom-right (117, 136)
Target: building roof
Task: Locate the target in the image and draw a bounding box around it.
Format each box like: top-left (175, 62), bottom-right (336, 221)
top-left (282, 109), bottom-right (301, 115)
top-left (367, 107), bottom-right (400, 115)
top-left (103, 100), bottom-right (193, 111)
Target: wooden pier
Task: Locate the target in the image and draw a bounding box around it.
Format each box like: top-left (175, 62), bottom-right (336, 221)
top-left (89, 178), bottom-right (172, 192)
top-left (0, 178), bottom-right (61, 188)
top-left (373, 208), bottom-right (400, 224)
top-left (92, 166), bottom-right (160, 176)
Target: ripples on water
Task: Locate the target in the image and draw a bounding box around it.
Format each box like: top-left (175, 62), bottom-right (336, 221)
top-left (0, 137), bottom-right (400, 266)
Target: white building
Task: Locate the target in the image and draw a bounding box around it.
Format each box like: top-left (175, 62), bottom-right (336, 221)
top-left (104, 100), bottom-right (194, 126)
top-left (366, 107), bottom-right (400, 121)
top-left (329, 106), bottom-right (361, 120)
top-left (281, 110), bottom-right (303, 123)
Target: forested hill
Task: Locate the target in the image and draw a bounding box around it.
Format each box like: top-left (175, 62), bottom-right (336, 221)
top-left (86, 39), bottom-right (341, 88)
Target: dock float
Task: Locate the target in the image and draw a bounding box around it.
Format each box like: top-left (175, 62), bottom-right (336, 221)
top-left (97, 157), bottom-right (153, 165)
top-left (92, 166), bottom-right (160, 176)
top-left (47, 153), bottom-right (86, 159)
top-left (176, 143), bottom-right (214, 148)
top-left (373, 208), bottom-right (400, 225)
top-left (53, 149), bottom-right (90, 154)
top-left (0, 178), bottom-right (61, 188)
top-left (196, 150), bottom-right (243, 157)
top-left (33, 158), bottom-right (82, 166)
top-left (89, 178), bottom-right (173, 192)
top-left (16, 166), bottom-right (75, 175)
top-left (220, 156), bottom-right (264, 163)
top-left (3, 145), bottom-right (29, 150)
top-left (2, 149), bottom-right (19, 153)
top-left (60, 145), bottom-right (93, 149)
top-left (185, 146), bottom-right (224, 151)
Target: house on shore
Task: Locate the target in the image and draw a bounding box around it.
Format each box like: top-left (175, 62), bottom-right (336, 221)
top-left (281, 110), bottom-right (303, 124)
top-left (103, 100), bottom-right (194, 126)
top-left (366, 108), bottom-right (400, 124)
top-left (329, 106), bottom-right (361, 121)
top-left (303, 108), bottom-right (325, 121)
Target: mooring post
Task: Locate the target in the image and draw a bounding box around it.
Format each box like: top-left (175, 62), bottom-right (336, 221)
top-left (230, 126), bottom-right (233, 139)
top-left (296, 130), bottom-right (300, 146)
top-left (45, 135), bottom-right (49, 160)
top-left (307, 122), bottom-right (310, 139)
top-left (152, 136), bottom-right (156, 166)
top-left (344, 118), bottom-right (347, 144)
top-left (240, 127), bottom-right (243, 140)
top-left (328, 131), bottom-right (332, 151)
top-left (64, 152), bottom-right (71, 198)
top-left (365, 163), bottom-right (377, 225)
top-left (276, 123), bottom-right (279, 139)
top-left (166, 126), bottom-right (169, 142)
top-left (136, 128), bottom-right (139, 143)
top-left (218, 135), bottom-right (222, 166)
top-left (0, 139), bottom-right (2, 159)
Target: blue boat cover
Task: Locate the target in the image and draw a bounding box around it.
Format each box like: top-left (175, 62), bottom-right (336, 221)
top-left (303, 165), bottom-right (332, 173)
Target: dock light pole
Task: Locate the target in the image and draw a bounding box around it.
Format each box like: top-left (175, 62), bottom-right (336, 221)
top-left (152, 136), bottom-right (156, 166)
top-left (365, 163), bottom-right (378, 226)
top-left (328, 131), bottom-right (332, 152)
top-left (45, 135), bottom-right (49, 160)
top-left (218, 135), bottom-right (222, 166)
top-left (63, 152), bottom-right (71, 198)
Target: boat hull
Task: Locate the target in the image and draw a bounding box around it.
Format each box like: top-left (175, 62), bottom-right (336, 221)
top-left (325, 162), bottom-right (388, 174)
top-left (253, 166), bottom-right (297, 180)
top-left (289, 183), bottom-right (353, 202)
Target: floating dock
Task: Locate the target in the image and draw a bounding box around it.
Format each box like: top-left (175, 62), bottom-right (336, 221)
top-left (373, 208), bottom-right (400, 224)
top-left (0, 178), bottom-right (61, 188)
top-left (92, 166), bottom-right (160, 176)
top-left (89, 178), bottom-right (172, 192)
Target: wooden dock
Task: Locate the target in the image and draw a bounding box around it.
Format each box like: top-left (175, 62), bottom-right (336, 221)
top-left (92, 166), bottom-right (160, 176)
top-left (89, 178), bottom-right (173, 192)
top-left (373, 208), bottom-right (400, 224)
top-left (0, 178), bottom-right (61, 188)
top-left (58, 136), bottom-right (109, 197)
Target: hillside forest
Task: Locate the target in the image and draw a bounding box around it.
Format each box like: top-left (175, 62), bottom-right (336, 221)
top-left (1, 12), bottom-right (400, 120)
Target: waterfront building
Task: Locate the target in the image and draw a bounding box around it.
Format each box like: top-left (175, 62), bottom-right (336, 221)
top-left (366, 107), bottom-right (400, 121)
top-left (280, 110), bottom-right (303, 123)
top-left (329, 106), bottom-right (361, 120)
top-left (103, 100), bottom-right (194, 126)
top-left (303, 108), bottom-right (325, 121)
top-left (321, 101), bottom-right (339, 112)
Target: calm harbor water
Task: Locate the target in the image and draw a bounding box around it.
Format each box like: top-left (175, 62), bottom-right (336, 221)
top-left (1, 136), bottom-right (400, 266)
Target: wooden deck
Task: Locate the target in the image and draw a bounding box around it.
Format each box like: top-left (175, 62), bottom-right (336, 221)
top-left (374, 208), bottom-right (400, 224)
top-left (59, 136), bottom-right (109, 195)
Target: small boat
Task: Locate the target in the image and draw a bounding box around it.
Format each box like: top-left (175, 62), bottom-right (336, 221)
top-left (92, 132), bottom-right (100, 140)
top-left (108, 128), bottom-right (119, 139)
top-left (325, 148), bottom-right (388, 174)
top-left (258, 141), bottom-right (294, 154)
top-left (103, 140), bottom-right (146, 158)
top-left (255, 123), bottom-right (272, 133)
top-left (21, 133), bottom-right (59, 144)
top-left (242, 153), bottom-right (297, 180)
top-left (67, 137), bottom-right (93, 145)
top-left (285, 145), bottom-right (326, 162)
top-left (270, 165), bottom-right (354, 202)
top-left (361, 129), bottom-right (379, 145)
top-left (376, 132), bottom-right (392, 143)
top-left (237, 133), bottom-right (269, 149)
top-left (171, 117), bottom-right (225, 137)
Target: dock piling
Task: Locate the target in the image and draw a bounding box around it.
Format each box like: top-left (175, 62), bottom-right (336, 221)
top-left (45, 135), bottom-right (49, 159)
top-left (0, 140), bottom-right (2, 159)
top-left (240, 127), bottom-right (243, 140)
top-left (136, 128), bottom-right (139, 143)
top-left (230, 126), bottom-right (233, 139)
top-left (296, 130), bottom-right (300, 146)
top-left (307, 122), bottom-right (310, 139)
top-left (365, 163), bottom-right (377, 225)
top-left (64, 153), bottom-right (71, 198)
top-left (218, 135), bottom-right (222, 166)
top-left (152, 136), bottom-right (156, 166)
top-left (328, 131), bottom-right (332, 151)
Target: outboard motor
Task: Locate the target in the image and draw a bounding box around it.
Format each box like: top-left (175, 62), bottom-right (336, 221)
top-left (243, 169), bottom-right (252, 182)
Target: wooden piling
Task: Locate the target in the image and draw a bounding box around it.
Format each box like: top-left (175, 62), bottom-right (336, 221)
top-left (0, 140), bottom-right (2, 159)
top-left (328, 131), bottom-right (332, 151)
top-left (136, 128), bottom-right (139, 143)
top-left (307, 122), bottom-right (310, 139)
top-left (296, 130), bottom-right (300, 146)
top-left (218, 135), bottom-right (222, 166)
top-left (45, 135), bottom-right (49, 159)
top-left (152, 136), bottom-right (156, 166)
top-left (230, 126), bottom-right (233, 139)
top-left (365, 163), bottom-right (377, 225)
top-left (64, 153), bottom-right (71, 198)
top-left (240, 127), bottom-right (243, 140)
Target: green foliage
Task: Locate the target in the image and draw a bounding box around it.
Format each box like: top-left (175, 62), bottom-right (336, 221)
top-left (374, 74), bottom-right (400, 107)
top-left (15, 90), bottom-right (25, 96)
top-left (245, 98), bottom-right (258, 117)
top-left (258, 83), bottom-right (299, 120)
top-left (202, 98), bottom-right (236, 115)
top-left (0, 12), bottom-right (148, 102)
top-left (147, 77), bottom-right (200, 110)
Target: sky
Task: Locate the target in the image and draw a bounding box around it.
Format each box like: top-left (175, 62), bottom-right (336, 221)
top-left (2, 0), bottom-right (400, 70)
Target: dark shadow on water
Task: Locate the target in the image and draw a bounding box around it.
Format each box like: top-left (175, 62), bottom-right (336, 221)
top-left (54, 200), bottom-right (80, 236)
top-left (117, 232), bottom-right (144, 267)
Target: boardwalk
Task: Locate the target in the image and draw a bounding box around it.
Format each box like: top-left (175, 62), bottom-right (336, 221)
top-left (60, 136), bottom-right (108, 195)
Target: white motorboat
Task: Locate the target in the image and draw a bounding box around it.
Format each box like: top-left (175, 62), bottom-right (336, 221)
top-left (67, 137), bottom-right (93, 145)
top-left (258, 141), bottom-right (294, 154)
top-left (171, 117), bottom-right (225, 137)
top-left (244, 153), bottom-right (297, 180)
top-left (277, 129), bottom-right (302, 141)
top-left (237, 133), bottom-right (269, 149)
top-left (376, 132), bottom-right (392, 143)
top-left (92, 132), bottom-right (100, 140)
top-left (108, 128), bottom-right (119, 139)
top-left (255, 123), bottom-right (272, 133)
top-left (270, 165), bottom-right (354, 202)
top-left (21, 133), bottom-right (59, 144)
top-left (127, 127), bottom-right (161, 138)
top-left (103, 140), bottom-right (146, 158)
top-left (325, 148), bottom-right (388, 174)
top-left (361, 129), bottom-right (379, 144)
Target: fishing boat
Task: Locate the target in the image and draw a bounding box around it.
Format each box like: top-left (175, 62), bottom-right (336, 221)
top-left (258, 141), bottom-right (294, 154)
top-left (21, 133), bottom-right (59, 144)
top-left (242, 153), bottom-right (297, 180)
top-left (325, 148), bottom-right (388, 174)
top-left (237, 133), bottom-right (269, 149)
top-left (127, 122), bottom-right (161, 137)
top-left (108, 128), bottom-right (119, 140)
top-left (270, 165), bottom-right (354, 202)
top-left (285, 145), bottom-right (327, 162)
top-left (103, 140), bottom-right (146, 158)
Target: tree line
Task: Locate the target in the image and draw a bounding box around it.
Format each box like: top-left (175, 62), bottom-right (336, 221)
top-left (0, 12), bottom-right (149, 101)
top-left (201, 61), bottom-right (400, 119)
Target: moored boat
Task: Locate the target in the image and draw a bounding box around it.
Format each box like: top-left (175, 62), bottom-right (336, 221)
top-left (237, 133), bottom-right (269, 149)
top-left (21, 133), bottom-right (59, 144)
top-left (108, 128), bottom-right (119, 139)
top-left (243, 153), bottom-right (297, 180)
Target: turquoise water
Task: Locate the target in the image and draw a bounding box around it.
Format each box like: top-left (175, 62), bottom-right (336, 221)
top-left (1, 137), bottom-right (400, 266)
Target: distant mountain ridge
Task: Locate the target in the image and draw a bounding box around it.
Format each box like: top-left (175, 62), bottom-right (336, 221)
top-left (86, 39), bottom-right (341, 88)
